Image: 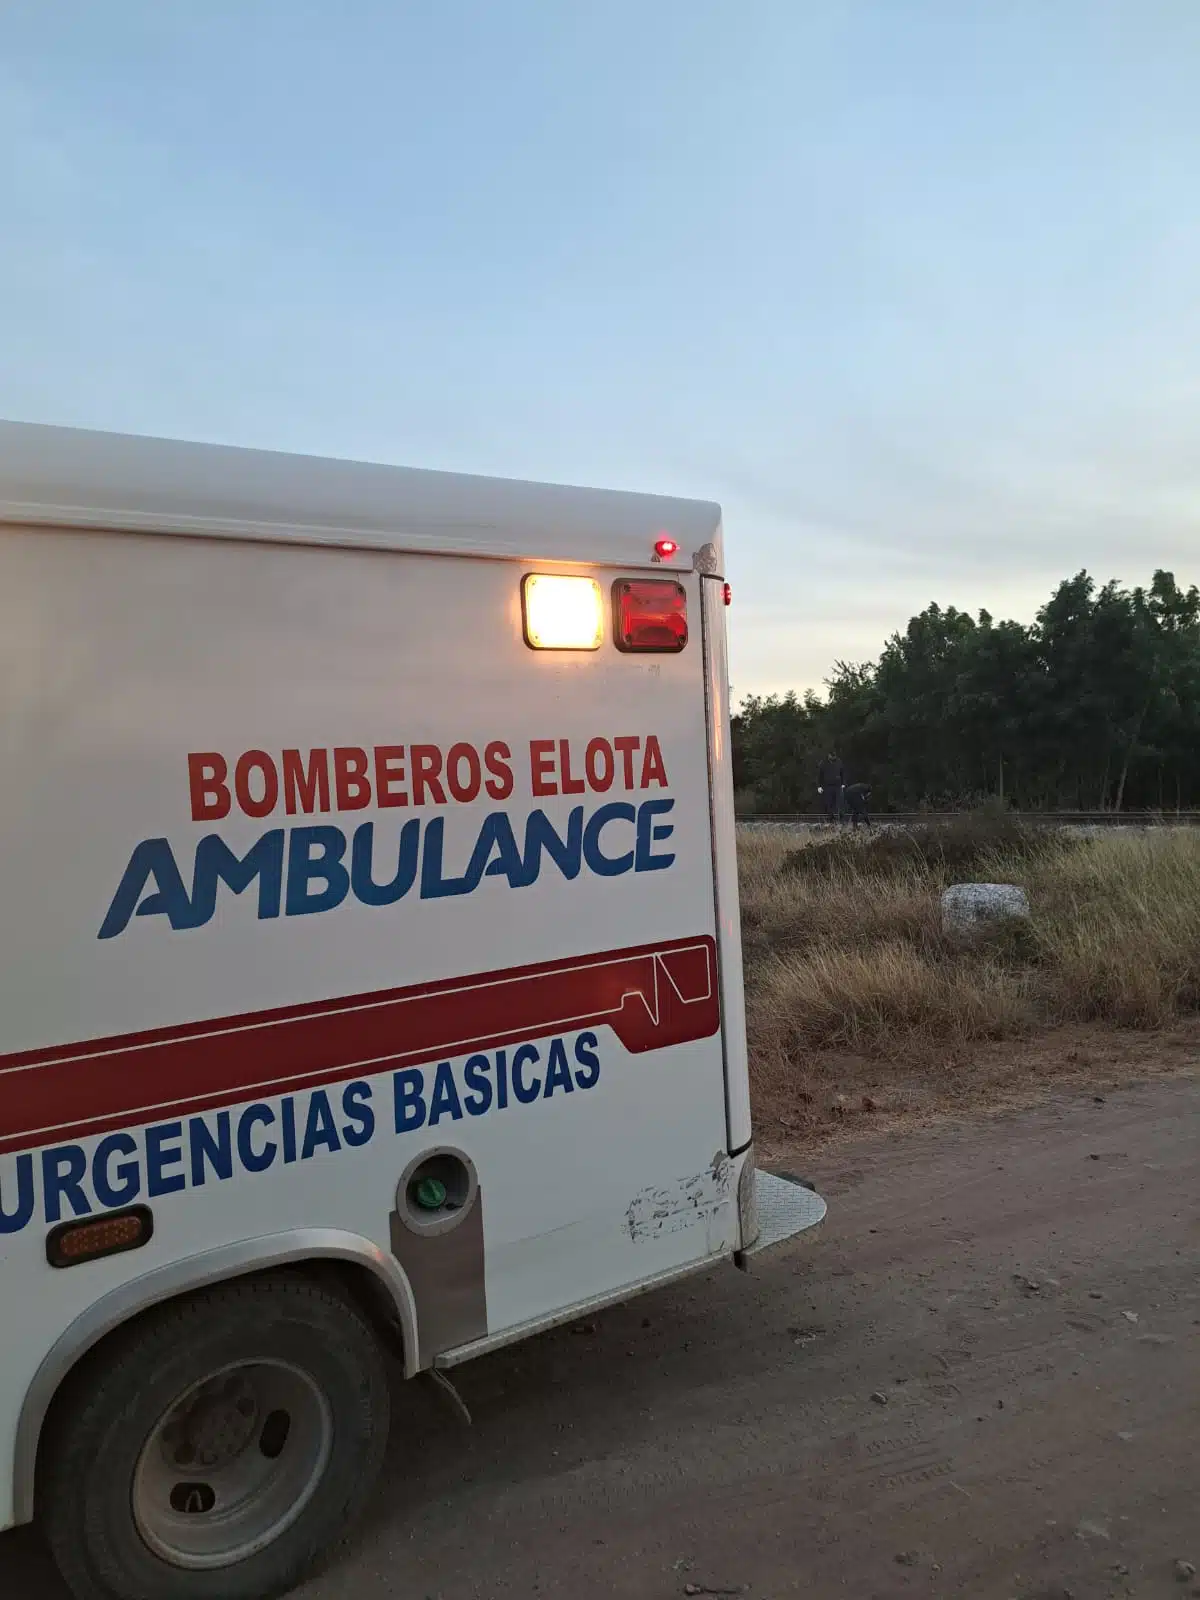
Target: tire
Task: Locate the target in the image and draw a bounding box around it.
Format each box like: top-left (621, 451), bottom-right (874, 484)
top-left (40, 1274), bottom-right (391, 1600)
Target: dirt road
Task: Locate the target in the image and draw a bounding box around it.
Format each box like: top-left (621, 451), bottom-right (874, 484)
top-left (4, 1075), bottom-right (1197, 1599)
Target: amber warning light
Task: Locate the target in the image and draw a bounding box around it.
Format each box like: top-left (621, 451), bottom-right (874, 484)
top-left (46, 1206), bottom-right (154, 1269)
top-left (522, 574), bottom-right (604, 651)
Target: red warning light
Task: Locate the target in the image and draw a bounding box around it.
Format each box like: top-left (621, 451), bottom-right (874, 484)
top-left (614, 580), bottom-right (688, 653)
top-left (654, 537), bottom-right (679, 560)
top-left (723, 582), bottom-right (732, 606)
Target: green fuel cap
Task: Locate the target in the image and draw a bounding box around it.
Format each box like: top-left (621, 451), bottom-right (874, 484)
top-left (414, 1176), bottom-right (447, 1211)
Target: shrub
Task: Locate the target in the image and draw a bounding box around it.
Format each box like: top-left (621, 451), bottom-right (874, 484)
top-left (780, 811), bottom-right (1064, 883)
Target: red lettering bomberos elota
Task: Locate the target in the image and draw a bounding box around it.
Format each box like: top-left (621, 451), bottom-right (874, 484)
top-left (188, 736), bottom-right (669, 821)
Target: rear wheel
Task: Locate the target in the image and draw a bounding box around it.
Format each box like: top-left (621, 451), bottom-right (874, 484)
top-left (41, 1275), bottom-right (391, 1600)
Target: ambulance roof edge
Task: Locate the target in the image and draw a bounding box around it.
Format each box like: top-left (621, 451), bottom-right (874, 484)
top-left (0, 420), bottom-right (724, 573)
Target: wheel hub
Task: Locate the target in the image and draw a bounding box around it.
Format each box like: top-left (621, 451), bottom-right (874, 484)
top-left (161, 1375), bottom-right (259, 1472)
top-left (133, 1360), bottom-right (332, 1570)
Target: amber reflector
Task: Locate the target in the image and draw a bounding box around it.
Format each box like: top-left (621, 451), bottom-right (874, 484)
top-left (47, 1206), bottom-right (153, 1269)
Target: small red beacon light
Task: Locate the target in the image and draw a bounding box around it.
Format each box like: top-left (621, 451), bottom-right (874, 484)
top-left (654, 537), bottom-right (679, 560)
top-left (723, 582), bottom-right (732, 606)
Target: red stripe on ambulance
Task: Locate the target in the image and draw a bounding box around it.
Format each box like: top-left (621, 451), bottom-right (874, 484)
top-left (0, 937), bottom-right (719, 1156)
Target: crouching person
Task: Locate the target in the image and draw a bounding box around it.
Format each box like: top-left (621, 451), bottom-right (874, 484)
top-left (844, 782), bottom-right (872, 829)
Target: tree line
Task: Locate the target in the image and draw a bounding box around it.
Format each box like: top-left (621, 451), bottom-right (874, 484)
top-left (732, 569), bottom-right (1200, 814)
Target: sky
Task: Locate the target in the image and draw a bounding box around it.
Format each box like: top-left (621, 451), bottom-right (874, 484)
top-left (2, 1), bottom-right (1199, 700)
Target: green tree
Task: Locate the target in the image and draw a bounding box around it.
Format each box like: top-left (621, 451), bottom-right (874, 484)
top-left (734, 568), bottom-right (1200, 814)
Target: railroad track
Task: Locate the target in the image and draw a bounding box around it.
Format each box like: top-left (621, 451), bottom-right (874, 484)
top-left (739, 811), bottom-right (1200, 828)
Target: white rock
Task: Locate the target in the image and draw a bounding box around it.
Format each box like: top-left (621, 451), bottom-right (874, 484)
top-left (941, 882), bottom-right (1029, 940)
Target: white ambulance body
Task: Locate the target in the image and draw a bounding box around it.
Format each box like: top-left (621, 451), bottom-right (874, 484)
top-left (0, 421), bottom-right (823, 1600)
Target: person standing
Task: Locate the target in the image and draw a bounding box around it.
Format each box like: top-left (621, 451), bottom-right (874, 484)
top-left (817, 752), bottom-right (844, 822)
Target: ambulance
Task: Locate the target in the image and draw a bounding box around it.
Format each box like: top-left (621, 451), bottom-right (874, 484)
top-left (0, 421), bottom-right (825, 1600)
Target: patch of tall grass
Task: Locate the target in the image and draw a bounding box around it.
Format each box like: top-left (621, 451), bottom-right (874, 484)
top-left (1029, 831), bottom-right (1200, 1026)
top-left (739, 821), bottom-right (1200, 1069)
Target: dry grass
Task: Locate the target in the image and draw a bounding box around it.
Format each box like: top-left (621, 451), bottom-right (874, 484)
top-left (1030, 831), bottom-right (1200, 1026)
top-left (752, 942), bottom-right (1027, 1056)
top-left (739, 822), bottom-right (1200, 1103)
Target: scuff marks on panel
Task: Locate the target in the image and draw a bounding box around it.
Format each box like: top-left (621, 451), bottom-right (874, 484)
top-left (626, 1152), bottom-right (733, 1241)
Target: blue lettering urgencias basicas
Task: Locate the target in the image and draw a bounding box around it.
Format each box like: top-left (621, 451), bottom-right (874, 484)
top-left (0, 1034), bottom-right (602, 1236)
top-left (98, 801), bottom-right (675, 938)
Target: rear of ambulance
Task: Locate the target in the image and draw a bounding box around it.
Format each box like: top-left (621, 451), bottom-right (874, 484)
top-left (0, 424), bottom-right (822, 1600)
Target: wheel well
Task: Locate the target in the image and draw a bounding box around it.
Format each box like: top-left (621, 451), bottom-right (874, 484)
top-left (302, 1258), bottom-right (409, 1357)
top-left (23, 1253), bottom-right (410, 1527)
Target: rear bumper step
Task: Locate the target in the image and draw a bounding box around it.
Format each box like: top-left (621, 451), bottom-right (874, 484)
top-left (743, 1170), bottom-right (827, 1257)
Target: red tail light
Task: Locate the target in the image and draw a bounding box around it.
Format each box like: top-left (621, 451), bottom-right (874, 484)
top-left (613, 579), bottom-right (688, 653)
